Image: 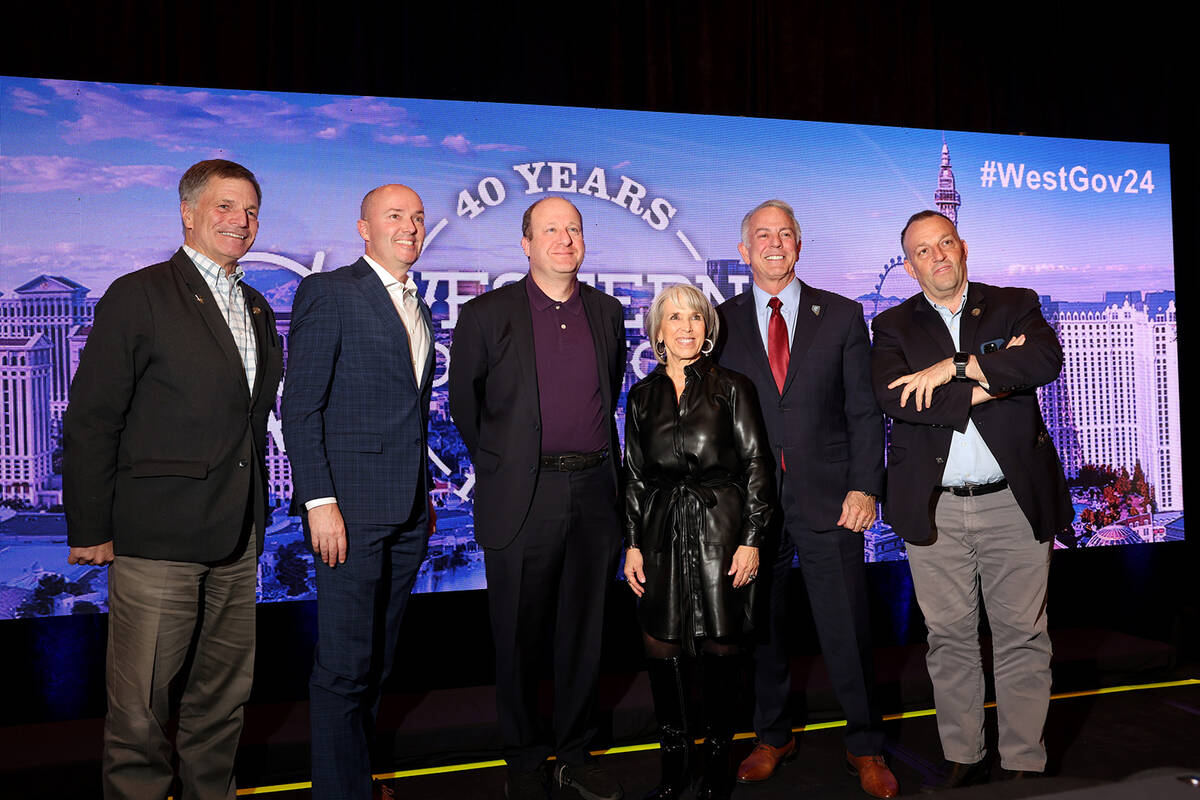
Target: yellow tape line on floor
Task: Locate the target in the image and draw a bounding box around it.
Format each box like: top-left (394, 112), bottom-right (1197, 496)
top-left (234, 677), bottom-right (1200, 794)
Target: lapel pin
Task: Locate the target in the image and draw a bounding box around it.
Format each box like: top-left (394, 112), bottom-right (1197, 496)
top-left (971, 307), bottom-right (981, 317)
top-left (194, 294), bottom-right (205, 304)
top-left (251, 306), bottom-right (262, 315)
top-left (811, 304), bottom-right (821, 316)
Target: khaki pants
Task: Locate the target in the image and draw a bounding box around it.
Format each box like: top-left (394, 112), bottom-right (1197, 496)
top-left (906, 489), bottom-right (1052, 771)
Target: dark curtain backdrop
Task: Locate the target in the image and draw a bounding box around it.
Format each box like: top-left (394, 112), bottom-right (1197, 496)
top-left (0, 2), bottom-right (1184, 142)
top-left (5, 3), bottom-right (1192, 283)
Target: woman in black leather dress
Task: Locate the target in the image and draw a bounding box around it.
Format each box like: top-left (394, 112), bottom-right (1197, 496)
top-left (624, 283), bottom-right (774, 800)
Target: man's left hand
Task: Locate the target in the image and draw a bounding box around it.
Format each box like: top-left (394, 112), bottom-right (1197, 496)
top-left (887, 357), bottom-right (954, 411)
top-left (837, 490), bottom-right (877, 533)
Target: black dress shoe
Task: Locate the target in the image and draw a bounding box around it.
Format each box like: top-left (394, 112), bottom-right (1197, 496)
top-left (555, 760), bottom-right (624, 800)
top-left (919, 758), bottom-right (990, 792)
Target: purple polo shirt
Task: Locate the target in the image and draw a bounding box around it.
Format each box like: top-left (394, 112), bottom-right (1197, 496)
top-left (526, 278), bottom-right (608, 454)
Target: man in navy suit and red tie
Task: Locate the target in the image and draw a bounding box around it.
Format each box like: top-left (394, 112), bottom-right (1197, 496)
top-left (715, 200), bottom-right (897, 798)
top-left (282, 183), bottom-right (435, 799)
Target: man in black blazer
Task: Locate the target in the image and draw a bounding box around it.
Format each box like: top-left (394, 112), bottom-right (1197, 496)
top-left (870, 210), bottom-right (1073, 789)
top-left (281, 184), bottom-right (435, 799)
top-left (64, 159), bottom-right (283, 799)
top-left (449, 197), bottom-right (625, 800)
top-left (715, 200), bottom-right (897, 798)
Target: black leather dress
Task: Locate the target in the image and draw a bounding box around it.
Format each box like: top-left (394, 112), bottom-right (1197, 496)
top-left (623, 357), bottom-right (774, 647)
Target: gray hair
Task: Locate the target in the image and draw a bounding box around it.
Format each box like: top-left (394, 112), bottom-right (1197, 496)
top-left (740, 199), bottom-right (801, 245)
top-left (644, 283), bottom-right (719, 365)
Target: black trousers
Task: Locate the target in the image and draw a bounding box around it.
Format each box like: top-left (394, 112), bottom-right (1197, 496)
top-left (751, 479), bottom-right (885, 755)
top-left (483, 461), bottom-right (622, 772)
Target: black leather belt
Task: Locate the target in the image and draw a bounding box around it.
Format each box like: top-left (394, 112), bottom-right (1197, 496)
top-left (937, 479), bottom-right (1008, 497)
top-left (539, 449), bottom-right (607, 472)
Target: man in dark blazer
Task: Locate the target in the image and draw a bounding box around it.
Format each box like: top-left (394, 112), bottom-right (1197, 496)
top-left (64, 159), bottom-right (283, 799)
top-left (870, 210), bottom-right (1073, 789)
top-left (449, 197), bottom-right (625, 800)
top-left (715, 200), bottom-right (897, 798)
top-left (281, 184), bottom-right (435, 800)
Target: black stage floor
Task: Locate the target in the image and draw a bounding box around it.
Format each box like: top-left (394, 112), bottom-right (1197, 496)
top-left (3, 628), bottom-right (1197, 798)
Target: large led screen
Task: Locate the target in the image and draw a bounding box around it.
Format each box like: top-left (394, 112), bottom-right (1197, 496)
top-left (0, 76), bottom-right (1178, 618)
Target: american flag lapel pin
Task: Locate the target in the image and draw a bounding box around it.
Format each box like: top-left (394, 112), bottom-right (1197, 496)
top-left (811, 304), bottom-right (821, 315)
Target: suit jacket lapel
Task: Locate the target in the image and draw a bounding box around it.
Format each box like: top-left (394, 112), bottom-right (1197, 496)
top-left (510, 278), bottom-right (541, 422)
top-left (246, 289), bottom-right (272, 406)
top-left (417, 292), bottom-right (435, 393)
top-left (729, 291), bottom-right (777, 392)
top-left (351, 258), bottom-right (419, 391)
top-left (171, 250), bottom-right (251, 400)
top-left (912, 296), bottom-right (957, 358)
top-left (957, 283), bottom-right (986, 356)
top-left (782, 282), bottom-right (823, 395)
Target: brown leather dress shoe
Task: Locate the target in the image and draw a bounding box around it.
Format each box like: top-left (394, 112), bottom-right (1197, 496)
top-left (845, 751), bottom-right (900, 798)
top-left (735, 738), bottom-right (797, 783)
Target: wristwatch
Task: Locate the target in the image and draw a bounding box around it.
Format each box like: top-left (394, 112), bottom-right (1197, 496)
top-left (953, 352), bottom-right (970, 380)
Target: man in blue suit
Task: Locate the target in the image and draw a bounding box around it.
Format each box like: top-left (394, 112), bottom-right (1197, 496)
top-left (282, 183), bottom-right (435, 799)
top-left (715, 200), bottom-right (897, 798)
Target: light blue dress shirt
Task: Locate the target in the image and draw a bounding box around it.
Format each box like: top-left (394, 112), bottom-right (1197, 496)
top-left (750, 275), bottom-right (802, 351)
top-left (926, 284), bottom-right (1005, 486)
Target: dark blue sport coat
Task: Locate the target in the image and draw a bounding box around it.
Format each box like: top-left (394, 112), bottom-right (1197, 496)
top-left (282, 258), bottom-right (434, 525)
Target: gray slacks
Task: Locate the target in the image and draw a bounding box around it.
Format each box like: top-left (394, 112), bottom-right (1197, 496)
top-left (906, 488), bottom-right (1052, 771)
top-left (103, 528), bottom-right (257, 800)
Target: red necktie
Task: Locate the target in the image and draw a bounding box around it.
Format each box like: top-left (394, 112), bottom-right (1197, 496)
top-left (767, 297), bottom-right (789, 393)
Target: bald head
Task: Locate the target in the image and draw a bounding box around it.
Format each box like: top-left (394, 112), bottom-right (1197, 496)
top-left (357, 184), bottom-right (426, 278)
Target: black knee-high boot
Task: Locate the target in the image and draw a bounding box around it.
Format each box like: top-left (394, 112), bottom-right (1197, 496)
top-left (643, 656), bottom-right (691, 799)
top-left (695, 652), bottom-right (741, 800)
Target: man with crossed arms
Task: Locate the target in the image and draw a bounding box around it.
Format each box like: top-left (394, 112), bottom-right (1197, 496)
top-left (870, 210), bottom-right (1073, 790)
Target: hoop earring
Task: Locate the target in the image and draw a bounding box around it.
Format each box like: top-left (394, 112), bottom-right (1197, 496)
top-left (701, 337), bottom-right (714, 355)
top-left (655, 341), bottom-right (666, 356)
